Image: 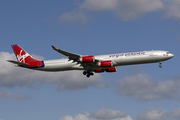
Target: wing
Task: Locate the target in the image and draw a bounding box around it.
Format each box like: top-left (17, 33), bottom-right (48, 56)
top-left (51, 45), bottom-right (82, 61)
top-left (7, 60), bottom-right (29, 67)
top-left (51, 45), bottom-right (102, 71)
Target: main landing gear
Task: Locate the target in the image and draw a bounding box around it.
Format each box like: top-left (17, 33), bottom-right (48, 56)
top-left (83, 70), bottom-right (94, 78)
top-left (159, 62), bottom-right (162, 68)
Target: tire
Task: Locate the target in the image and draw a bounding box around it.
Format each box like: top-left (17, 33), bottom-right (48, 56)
top-left (83, 71), bottom-right (87, 75)
top-left (87, 74), bottom-right (90, 78)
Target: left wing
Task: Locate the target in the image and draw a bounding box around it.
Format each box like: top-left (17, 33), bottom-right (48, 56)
top-left (51, 45), bottom-right (82, 62)
top-left (52, 46), bottom-right (112, 72)
top-left (51, 45), bottom-right (100, 65)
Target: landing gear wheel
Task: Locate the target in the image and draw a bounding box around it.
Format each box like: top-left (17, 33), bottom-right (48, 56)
top-left (86, 74), bottom-right (90, 78)
top-left (159, 64), bottom-right (162, 68)
top-left (90, 72), bottom-right (94, 76)
top-left (83, 71), bottom-right (87, 75)
top-left (159, 62), bottom-right (162, 68)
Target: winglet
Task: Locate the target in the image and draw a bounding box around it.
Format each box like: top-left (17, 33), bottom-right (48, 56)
top-left (51, 45), bottom-right (57, 50)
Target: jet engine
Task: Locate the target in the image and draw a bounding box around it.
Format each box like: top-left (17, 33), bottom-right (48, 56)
top-left (106, 67), bottom-right (117, 72)
top-left (98, 60), bottom-right (113, 67)
top-left (79, 56), bottom-right (95, 63)
top-left (94, 69), bottom-right (105, 73)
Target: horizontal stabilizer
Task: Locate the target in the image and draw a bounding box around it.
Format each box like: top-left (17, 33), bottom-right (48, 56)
top-left (7, 60), bottom-right (29, 67)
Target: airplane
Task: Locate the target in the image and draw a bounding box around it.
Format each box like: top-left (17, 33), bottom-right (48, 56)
top-left (7, 44), bottom-right (174, 78)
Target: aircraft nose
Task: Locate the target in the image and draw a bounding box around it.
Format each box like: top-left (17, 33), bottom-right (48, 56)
top-left (169, 53), bottom-right (174, 58)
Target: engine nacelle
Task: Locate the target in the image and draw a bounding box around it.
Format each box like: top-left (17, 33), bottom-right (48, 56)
top-left (98, 60), bottom-right (113, 67)
top-left (79, 56), bottom-right (95, 63)
top-left (106, 67), bottom-right (117, 72)
top-left (94, 69), bottom-right (105, 73)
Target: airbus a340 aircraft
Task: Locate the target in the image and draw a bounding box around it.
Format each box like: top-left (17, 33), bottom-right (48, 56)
top-left (7, 45), bottom-right (174, 78)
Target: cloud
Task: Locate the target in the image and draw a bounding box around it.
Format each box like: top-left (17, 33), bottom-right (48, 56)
top-left (117, 73), bottom-right (180, 101)
top-left (59, 114), bottom-right (88, 120)
top-left (1, 52), bottom-right (102, 90)
top-left (90, 108), bottom-right (127, 119)
top-left (58, 10), bottom-right (90, 25)
top-left (81, 0), bottom-right (164, 21)
top-left (80, 0), bottom-right (118, 11)
top-left (112, 0), bottom-right (164, 21)
top-left (163, 0), bottom-right (180, 19)
top-left (58, 107), bottom-right (180, 120)
top-left (58, 0), bottom-right (180, 25)
top-left (171, 108), bottom-right (180, 119)
top-left (136, 108), bottom-right (169, 120)
top-left (59, 108), bottom-right (132, 120)
top-left (136, 107), bottom-right (180, 120)
top-left (58, 0), bottom-right (165, 24)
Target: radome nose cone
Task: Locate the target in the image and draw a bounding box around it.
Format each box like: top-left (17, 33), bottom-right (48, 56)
top-left (170, 53), bottom-right (174, 58)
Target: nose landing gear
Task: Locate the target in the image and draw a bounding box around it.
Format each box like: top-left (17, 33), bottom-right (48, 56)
top-left (159, 62), bottom-right (162, 68)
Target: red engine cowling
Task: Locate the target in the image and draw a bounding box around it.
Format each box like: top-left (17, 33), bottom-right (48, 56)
top-left (94, 69), bottom-right (105, 73)
top-left (79, 56), bottom-right (95, 63)
top-left (98, 60), bottom-right (113, 67)
top-left (106, 67), bottom-right (117, 72)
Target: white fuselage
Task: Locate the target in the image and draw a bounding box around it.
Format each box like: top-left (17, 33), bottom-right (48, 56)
top-left (35, 50), bottom-right (174, 72)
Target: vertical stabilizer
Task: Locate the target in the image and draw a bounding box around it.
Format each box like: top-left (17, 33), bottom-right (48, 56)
top-left (11, 45), bottom-right (44, 68)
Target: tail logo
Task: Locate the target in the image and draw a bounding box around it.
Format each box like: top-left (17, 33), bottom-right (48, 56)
top-left (17, 50), bottom-right (30, 63)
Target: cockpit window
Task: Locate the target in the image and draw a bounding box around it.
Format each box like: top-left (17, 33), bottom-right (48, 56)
top-left (166, 52), bottom-right (170, 54)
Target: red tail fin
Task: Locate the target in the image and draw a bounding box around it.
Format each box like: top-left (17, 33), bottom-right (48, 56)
top-left (12, 45), bottom-right (44, 68)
